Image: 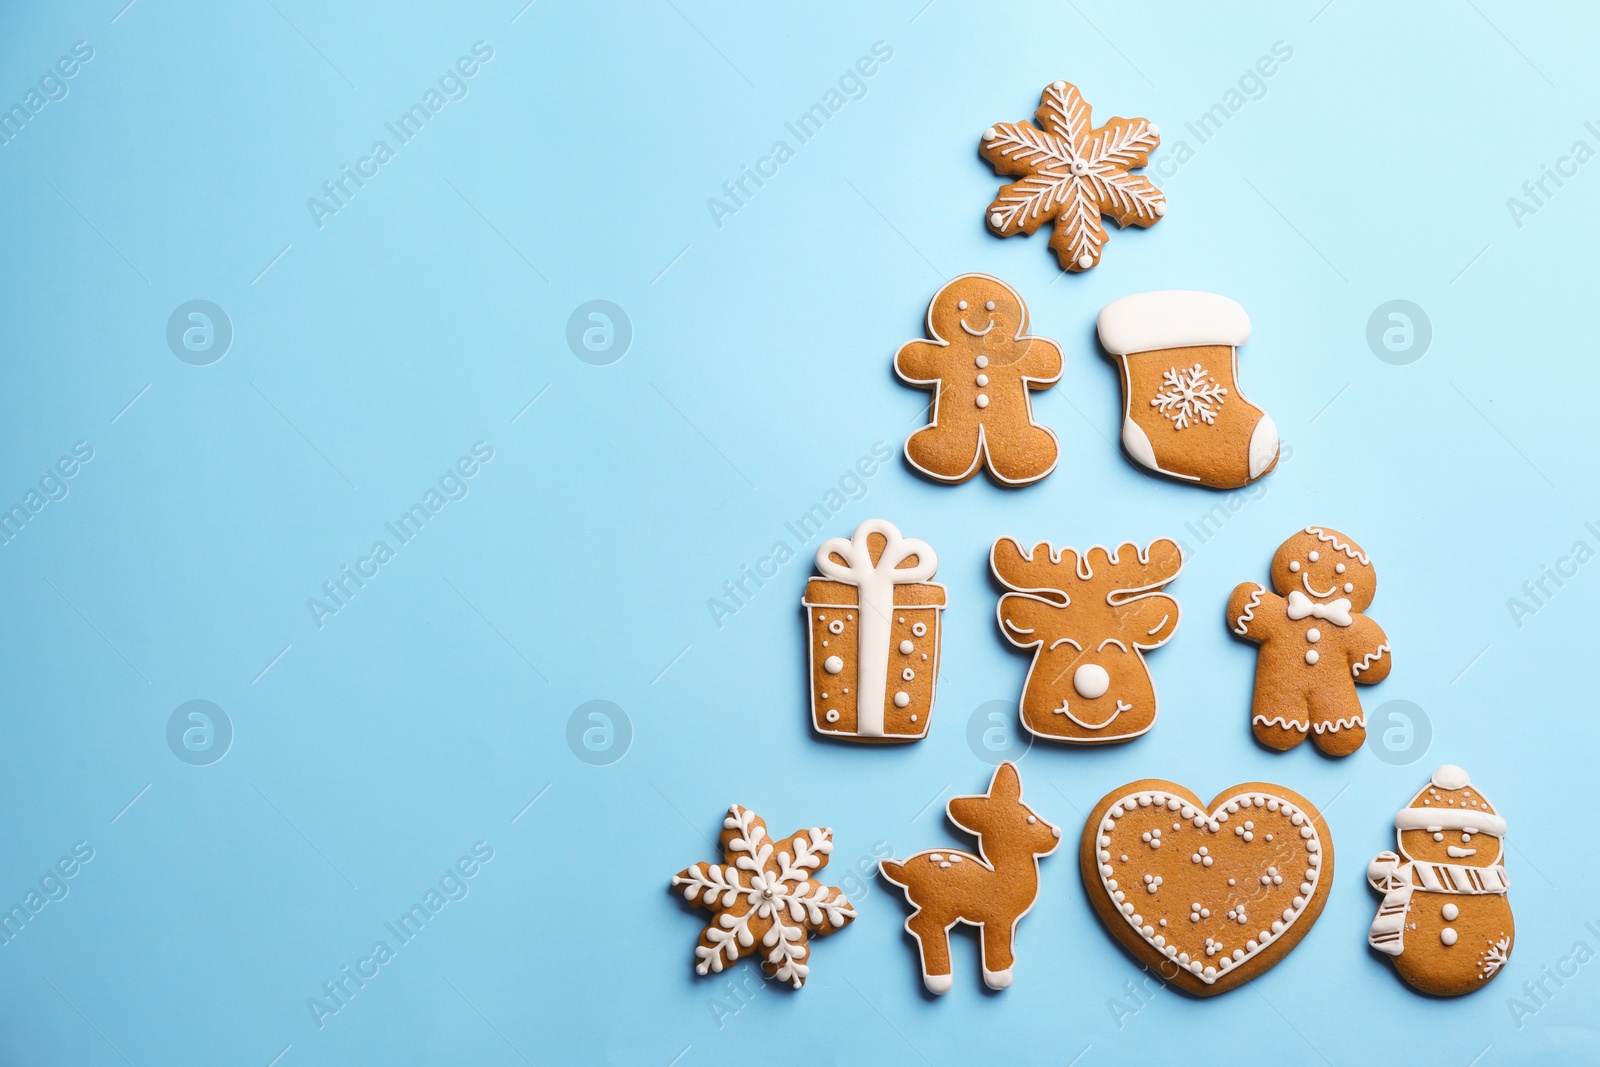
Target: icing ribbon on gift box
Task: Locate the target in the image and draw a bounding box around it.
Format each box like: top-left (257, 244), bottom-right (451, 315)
top-left (815, 520), bottom-right (938, 737)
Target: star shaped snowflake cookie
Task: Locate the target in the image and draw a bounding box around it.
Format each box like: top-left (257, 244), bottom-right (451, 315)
top-left (671, 805), bottom-right (856, 988)
top-left (981, 80), bottom-right (1166, 272)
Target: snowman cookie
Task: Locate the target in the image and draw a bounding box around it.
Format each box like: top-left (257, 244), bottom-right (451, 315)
top-left (1367, 766), bottom-right (1513, 995)
top-left (1227, 527), bottom-right (1391, 756)
top-left (895, 274), bottom-right (1062, 487)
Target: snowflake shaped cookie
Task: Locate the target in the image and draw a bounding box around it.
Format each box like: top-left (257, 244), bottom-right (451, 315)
top-left (1151, 364), bottom-right (1228, 429)
top-left (981, 80), bottom-right (1166, 272)
top-left (671, 805), bottom-right (856, 988)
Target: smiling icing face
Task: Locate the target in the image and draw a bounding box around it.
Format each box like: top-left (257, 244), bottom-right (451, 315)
top-left (927, 276), bottom-right (1025, 358)
top-left (1269, 527), bottom-right (1376, 612)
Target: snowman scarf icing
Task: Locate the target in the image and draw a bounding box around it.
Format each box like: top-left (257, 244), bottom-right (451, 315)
top-left (815, 521), bottom-right (938, 738)
top-left (1366, 805), bottom-right (1509, 958)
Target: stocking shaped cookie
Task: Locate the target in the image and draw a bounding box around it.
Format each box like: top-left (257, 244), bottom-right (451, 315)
top-left (1368, 766), bottom-right (1513, 996)
top-left (896, 274), bottom-right (1062, 487)
top-left (1097, 291), bottom-right (1279, 489)
top-left (1227, 527), bottom-right (1391, 756)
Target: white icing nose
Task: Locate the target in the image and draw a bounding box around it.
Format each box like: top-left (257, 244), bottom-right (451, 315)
top-left (1248, 413), bottom-right (1279, 479)
top-left (1073, 663), bottom-right (1111, 699)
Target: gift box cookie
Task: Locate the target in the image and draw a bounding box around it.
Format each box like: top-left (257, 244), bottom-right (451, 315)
top-left (803, 519), bottom-right (945, 741)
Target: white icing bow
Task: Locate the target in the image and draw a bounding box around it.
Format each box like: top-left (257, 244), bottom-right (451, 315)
top-left (1286, 590), bottom-right (1352, 627)
top-left (815, 520), bottom-right (937, 738)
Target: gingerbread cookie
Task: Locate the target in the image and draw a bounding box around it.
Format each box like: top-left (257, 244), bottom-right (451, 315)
top-left (895, 273), bottom-right (1062, 487)
top-left (670, 804), bottom-right (856, 988)
top-left (980, 79), bottom-right (1165, 272)
top-left (1081, 778), bottom-right (1333, 995)
top-left (1227, 527), bottom-right (1391, 756)
top-left (992, 537), bottom-right (1181, 744)
top-left (1096, 291), bottom-right (1279, 489)
top-left (802, 519), bottom-right (945, 741)
top-left (1368, 765), bottom-right (1513, 996)
top-left (879, 762), bottom-right (1060, 992)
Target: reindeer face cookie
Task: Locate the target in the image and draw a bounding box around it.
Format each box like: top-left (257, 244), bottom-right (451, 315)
top-left (1368, 766), bottom-right (1513, 996)
top-left (1081, 778), bottom-right (1334, 996)
top-left (880, 762), bottom-right (1060, 993)
top-left (895, 274), bottom-right (1062, 487)
top-left (992, 538), bottom-right (1181, 743)
top-left (1227, 527), bottom-right (1391, 757)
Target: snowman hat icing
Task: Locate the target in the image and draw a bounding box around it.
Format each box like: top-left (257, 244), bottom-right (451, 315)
top-left (1393, 765), bottom-right (1506, 836)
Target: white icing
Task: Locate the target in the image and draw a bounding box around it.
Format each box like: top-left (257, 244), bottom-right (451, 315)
top-left (912, 622), bottom-right (927, 637)
top-left (1288, 561), bottom-right (1300, 573)
top-left (1305, 650), bottom-right (1319, 665)
top-left (1247, 414), bottom-right (1279, 479)
top-left (828, 619), bottom-right (845, 635)
top-left (1433, 765), bottom-right (1471, 790)
top-left (1073, 663), bottom-right (1111, 699)
top-left (1286, 590), bottom-right (1352, 626)
top-left (975, 394), bottom-right (989, 409)
top-left (823, 656), bottom-right (843, 674)
top-left (1306, 628), bottom-right (1321, 643)
top-left (1232, 587), bottom-right (1263, 635)
top-left (975, 355), bottom-right (988, 369)
top-left (894, 692), bottom-right (910, 708)
top-left (1441, 928), bottom-right (1458, 946)
top-left (1095, 787), bottom-right (1321, 985)
top-left (1443, 903), bottom-right (1459, 920)
top-left (825, 709), bottom-right (839, 723)
top-left (899, 640), bottom-right (914, 654)
top-left (1307, 551), bottom-right (1319, 563)
top-left (1150, 364), bottom-right (1226, 429)
top-left (1303, 526), bottom-right (1370, 566)
top-left (812, 519), bottom-right (941, 738)
top-left (976, 373), bottom-right (989, 386)
top-left (1395, 806), bottom-right (1506, 836)
top-left (1096, 291), bottom-right (1250, 355)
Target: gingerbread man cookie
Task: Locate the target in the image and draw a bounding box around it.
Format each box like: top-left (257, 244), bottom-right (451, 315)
top-left (1367, 766), bottom-right (1513, 996)
top-left (670, 805), bottom-right (856, 989)
top-left (981, 79), bottom-right (1166, 272)
top-left (895, 274), bottom-right (1062, 486)
top-left (1227, 527), bottom-right (1391, 756)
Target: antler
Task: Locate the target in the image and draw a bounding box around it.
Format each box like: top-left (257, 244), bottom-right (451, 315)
top-left (990, 538), bottom-right (1079, 603)
top-left (1079, 539), bottom-right (1183, 603)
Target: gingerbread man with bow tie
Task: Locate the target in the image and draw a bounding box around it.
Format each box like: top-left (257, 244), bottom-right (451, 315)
top-left (1226, 527), bottom-right (1391, 756)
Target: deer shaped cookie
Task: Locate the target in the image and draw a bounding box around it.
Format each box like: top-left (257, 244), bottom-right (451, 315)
top-left (1227, 526), bottom-right (1391, 757)
top-left (992, 538), bottom-right (1183, 744)
top-left (879, 762), bottom-right (1060, 993)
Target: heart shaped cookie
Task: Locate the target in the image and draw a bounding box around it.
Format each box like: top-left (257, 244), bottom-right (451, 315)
top-left (1080, 778), bottom-right (1334, 995)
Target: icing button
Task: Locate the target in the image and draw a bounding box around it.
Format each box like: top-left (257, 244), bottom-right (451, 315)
top-left (1440, 927), bottom-right (1458, 947)
top-left (1304, 650), bottom-right (1319, 665)
top-left (975, 355), bottom-right (989, 369)
top-left (976, 373), bottom-right (989, 387)
top-left (1442, 903), bottom-right (1459, 921)
top-left (823, 656), bottom-right (844, 674)
top-left (975, 394), bottom-right (989, 409)
top-left (1306, 628), bottom-right (1321, 643)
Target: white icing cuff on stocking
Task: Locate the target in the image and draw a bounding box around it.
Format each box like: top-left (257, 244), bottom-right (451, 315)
top-left (1097, 291), bottom-right (1251, 355)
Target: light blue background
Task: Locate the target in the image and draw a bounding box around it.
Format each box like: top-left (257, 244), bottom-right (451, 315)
top-left (1, 0), bottom-right (1596, 1063)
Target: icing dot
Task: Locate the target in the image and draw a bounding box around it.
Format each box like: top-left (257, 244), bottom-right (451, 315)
top-left (983, 126), bottom-right (996, 140)
top-left (894, 691), bottom-right (911, 708)
top-left (1289, 561), bottom-right (1300, 572)
top-left (912, 622), bottom-right (927, 637)
top-left (976, 394), bottom-right (990, 409)
top-left (825, 709), bottom-right (839, 723)
top-left (1148, 123), bottom-right (1161, 137)
top-left (1227, 878), bottom-right (1235, 886)
top-left (909, 714), bottom-right (918, 722)
top-left (1076, 254), bottom-right (1092, 270)
top-left (1335, 563), bottom-right (1346, 573)
top-left (1441, 927), bottom-right (1458, 947)
top-left (1443, 903), bottom-right (1459, 921)
top-left (1300, 826), bottom-right (1314, 839)
top-left (957, 300), bottom-right (968, 310)
top-left (899, 640), bottom-right (914, 654)
top-left (902, 667), bottom-right (915, 681)
top-left (975, 355), bottom-right (989, 369)
top-left (985, 301), bottom-right (995, 311)
top-left (1305, 650), bottom-right (1319, 665)
top-left (1344, 583), bottom-right (1354, 593)
top-left (976, 373), bottom-right (989, 387)
top-left (1153, 202), bottom-right (1167, 217)
top-left (823, 656), bottom-right (844, 674)
top-left (898, 616), bottom-right (905, 624)
top-left (1306, 628), bottom-right (1321, 643)
top-left (1052, 80), bottom-right (1066, 90)
top-left (989, 212), bottom-right (1003, 228)
top-left (1432, 832), bottom-right (1444, 842)
top-left (828, 619), bottom-right (845, 635)
top-left (1308, 551), bottom-right (1319, 562)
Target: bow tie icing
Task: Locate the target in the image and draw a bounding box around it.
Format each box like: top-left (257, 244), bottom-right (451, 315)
top-left (815, 521), bottom-right (938, 737)
top-left (1285, 590), bottom-right (1352, 627)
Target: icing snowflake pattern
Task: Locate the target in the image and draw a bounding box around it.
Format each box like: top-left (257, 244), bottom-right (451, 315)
top-left (981, 80), bottom-right (1166, 272)
top-left (1151, 364), bottom-right (1227, 430)
top-left (1480, 936), bottom-right (1511, 981)
top-left (671, 805), bottom-right (856, 989)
